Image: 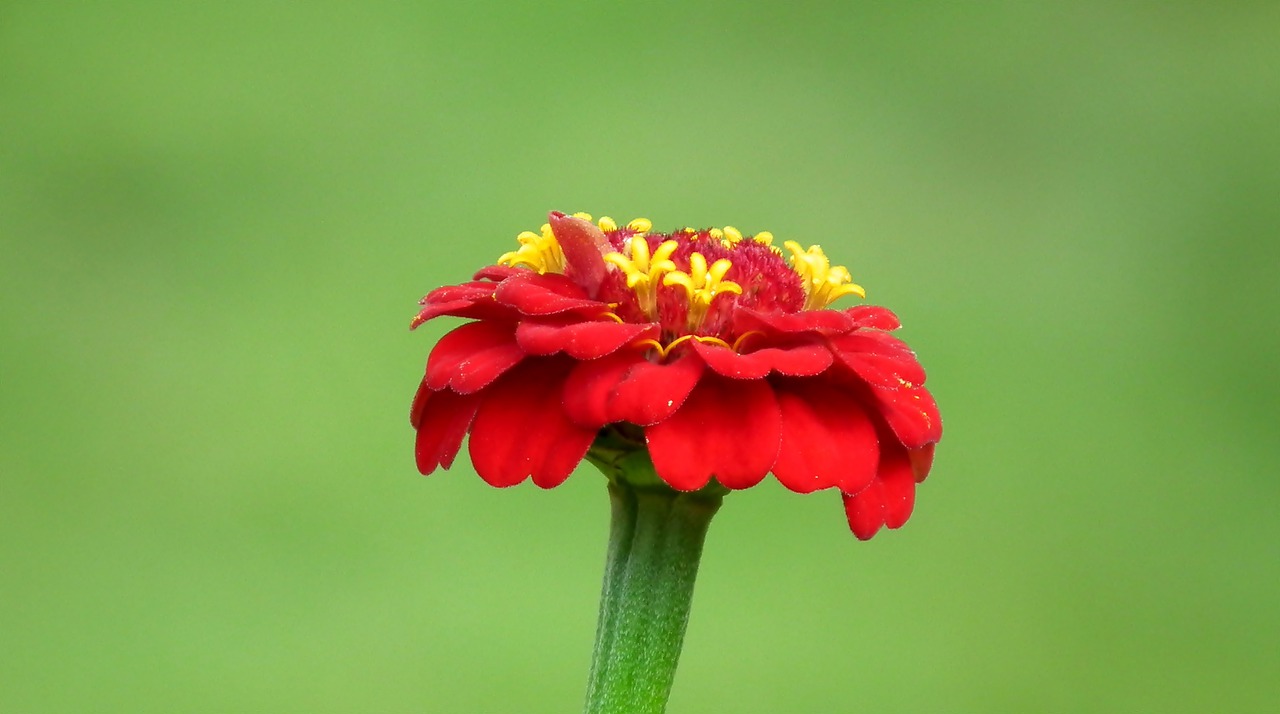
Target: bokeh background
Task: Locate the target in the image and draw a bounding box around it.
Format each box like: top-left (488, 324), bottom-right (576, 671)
top-left (3, 2), bottom-right (1278, 712)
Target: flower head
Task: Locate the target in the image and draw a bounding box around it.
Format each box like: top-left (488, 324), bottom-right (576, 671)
top-left (410, 212), bottom-right (942, 539)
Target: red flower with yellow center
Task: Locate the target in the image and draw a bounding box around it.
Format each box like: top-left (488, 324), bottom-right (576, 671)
top-left (410, 212), bottom-right (941, 539)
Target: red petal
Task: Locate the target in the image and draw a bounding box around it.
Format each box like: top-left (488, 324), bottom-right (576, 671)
top-left (840, 440), bottom-right (917, 539)
top-left (909, 443), bottom-right (936, 483)
top-left (733, 306), bottom-right (855, 336)
top-left (414, 387), bottom-right (482, 474)
top-left (473, 265), bottom-right (521, 282)
top-left (831, 331), bottom-right (927, 389)
top-left (827, 335), bottom-right (941, 449)
top-left (562, 350), bottom-right (706, 428)
top-left (845, 305), bottom-right (901, 331)
top-left (419, 282), bottom-right (496, 306)
top-left (692, 339), bottom-right (833, 379)
top-left (871, 384), bottom-right (942, 449)
top-left (772, 383), bottom-right (879, 494)
top-left (842, 489), bottom-right (881, 541)
top-left (646, 376), bottom-right (781, 491)
top-left (410, 379), bottom-right (430, 428)
top-left (516, 320), bottom-right (657, 360)
top-left (562, 351), bottom-right (638, 427)
top-left (468, 360), bottom-right (596, 488)
top-left (609, 351), bottom-right (705, 426)
top-left (493, 272), bottom-right (604, 316)
top-left (425, 321), bottom-right (525, 394)
top-left (411, 282), bottom-right (507, 327)
top-left (549, 211), bottom-right (610, 298)
top-left (878, 441), bottom-right (917, 529)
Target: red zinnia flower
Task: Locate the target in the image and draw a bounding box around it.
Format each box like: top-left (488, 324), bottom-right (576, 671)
top-left (410, 212), bottom-right (941, 539)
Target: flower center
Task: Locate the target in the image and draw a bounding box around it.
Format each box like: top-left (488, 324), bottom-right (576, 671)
top-left (497, 214), bottom-right (865, 352)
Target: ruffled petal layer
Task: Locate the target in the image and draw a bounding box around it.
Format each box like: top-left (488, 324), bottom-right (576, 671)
top-left (425, 321), bottom-right (525, 394)
top-left (828, 331), bottom-right (942, 450)
top-left (841, 439), bottom-right (916, 540)
top-left (472, 265), bottom-right (521, 282)
top-left (869, 384), bottom-right (943, 449)
top-left (516, 320), bottom-right (657, 360)
top-left (563, 351), bottom-right (705, 428)
top-left (831, 331), bottom-right (927, 389)
top-left (561, 352), bottom-right (638, 428)
top-left (411, 282), bottom-right (508, 327)
top-left (646, 376), bottom-right (781, 491)
top-left (468, 360), bottom-right (596, 488)
top-left (493, 273), bottom-right (605, 316)
top-left (414, 387), bottom-right (482, 474)
top-left (772, 382), bottom-right (879, 494)
top-left (845, 305), bottom-right (901, 331)
top-left (733, 306), bottom-right (856, 336)
top-left (692, 339), bottom-right (833, 379)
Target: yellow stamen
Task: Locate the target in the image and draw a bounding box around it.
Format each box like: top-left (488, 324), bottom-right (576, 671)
top-left (663, 334), bottom-right (696, 355)
top-left (634, 338), bottom-right (665, 354)
top-left (722, 226), bottom-right (744, 245)
top-left (663, 252), bottom-right (743, 330)
top-left (692, 335), bottom-right (732, 350)
top-left (598, 216), bottom-right (618, 232)
top-left (627, 218), bottom-right (652, 233)
top-left (571, 212), bottom-right (593, 221)
top-left (784, 240), bottom-right (866, 310)
top-left (753, 231), bottom-right (774, 246)
top-left (634, 334), bottom-right (736, 361)
top-left (497, 224), bottom-right (566, 274)
top-left (603, 238), bottom-right (679, 319)
top-left (731, 330), bottom-right (763, 352)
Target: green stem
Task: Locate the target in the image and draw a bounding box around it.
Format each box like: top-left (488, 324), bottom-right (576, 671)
top-left (582, 476), bottom-right (723, 714)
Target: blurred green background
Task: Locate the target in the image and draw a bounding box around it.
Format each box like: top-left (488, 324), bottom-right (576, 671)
top-left (3, 2), bottom-right (1277, 712)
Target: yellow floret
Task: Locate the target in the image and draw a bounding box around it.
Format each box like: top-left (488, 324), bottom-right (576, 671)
top-left (784, 240), bottom-right (866, 310)
top-left (603, 238), bottom-right (679, 319)
top-left (497, 224), bottom-right (566, 274)
top-left (663, 252), bottom-right (742, 330)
